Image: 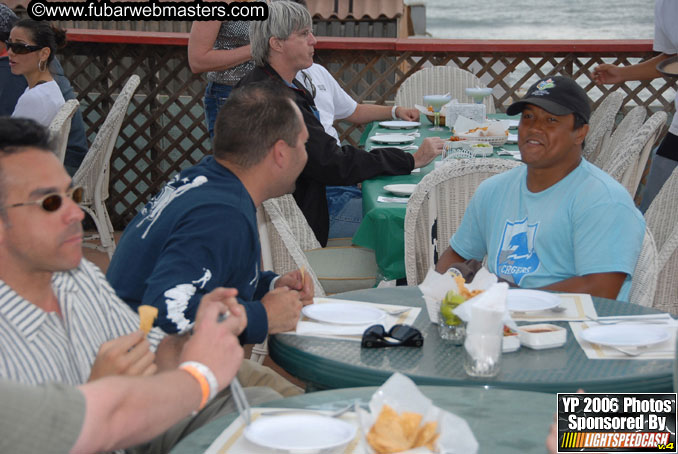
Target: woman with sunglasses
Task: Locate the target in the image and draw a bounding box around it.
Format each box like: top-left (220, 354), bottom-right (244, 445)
top-left (7, 19), bottom-right (65, 126)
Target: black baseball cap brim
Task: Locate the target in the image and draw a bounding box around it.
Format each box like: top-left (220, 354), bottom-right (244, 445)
top-left (506, 97), bottom-right (574, 117)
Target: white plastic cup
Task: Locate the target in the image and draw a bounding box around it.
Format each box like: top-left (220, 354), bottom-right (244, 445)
top-left (463, 333), bottom-right (502, 377)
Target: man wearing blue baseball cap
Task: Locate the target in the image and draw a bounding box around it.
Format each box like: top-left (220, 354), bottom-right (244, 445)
top-left (436, 75), bottom-right (645, 302)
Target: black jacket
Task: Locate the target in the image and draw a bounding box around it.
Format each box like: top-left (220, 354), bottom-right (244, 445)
top-left (238, 64), bottom-right (415, 245)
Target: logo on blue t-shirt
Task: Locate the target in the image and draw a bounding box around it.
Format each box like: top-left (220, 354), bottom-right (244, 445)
top-left (496, 218), bottom-right (540, 285)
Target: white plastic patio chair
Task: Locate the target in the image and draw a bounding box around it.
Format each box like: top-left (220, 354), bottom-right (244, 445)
top-left (644, 167), bottom-right (678, 314)
top-left (593, 106), bottom-right (646, 170)
top-left (628, 227), bottom-right (658, 308)
top-left (48, 99), bottom-right (80, 163)
top-left (395, 66), bottom-right (496, 114)
top-left (583, 92), bottom-right (623, 164)
top-left (606, 111), bottom-right (667, 198)
top-left (74, 74), bottom-right (140, 258)
top-left (404, 158), bottom-right (522, 286)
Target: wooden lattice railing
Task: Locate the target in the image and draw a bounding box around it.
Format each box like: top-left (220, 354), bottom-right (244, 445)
top-left (58, 31), bottom-right (675, 228)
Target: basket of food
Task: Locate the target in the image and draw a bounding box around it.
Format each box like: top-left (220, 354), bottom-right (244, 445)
top-left (458, 134), bottom-right (508, 147)
top-left (458, 125), bottom-right (509, 147)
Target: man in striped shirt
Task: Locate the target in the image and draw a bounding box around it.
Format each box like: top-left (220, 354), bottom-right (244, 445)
top-left (0, 117), bottom-right (282, 453)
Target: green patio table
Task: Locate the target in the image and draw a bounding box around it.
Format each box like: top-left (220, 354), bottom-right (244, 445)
top-left (170, 385), bottom-right (555, 454)
top-left (269, 287), bottom-right (674, 393)
top-left (352, 113), bottom-right (520, 281)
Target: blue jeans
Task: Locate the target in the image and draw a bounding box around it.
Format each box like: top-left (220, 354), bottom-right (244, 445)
top-left (327, 185), bottom-right (363, 239)
top-left (204, 82), bottom-right (233, 139)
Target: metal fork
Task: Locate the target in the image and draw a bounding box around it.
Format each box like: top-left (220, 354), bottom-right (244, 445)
top-left (611, 346), bottom-right (674, 357)
top-left (385, 307), bottom-right (411, 316)
top-left (585, 315), bottom-right (671, 325)
top-left (260, 402), bottom-right (355, 418)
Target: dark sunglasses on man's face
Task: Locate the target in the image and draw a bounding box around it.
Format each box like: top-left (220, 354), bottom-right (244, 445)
top-left (361, 324), bottom-right (424, 348)
top-left (5, 40), bottom-right (43, 55)
top-left (8, 186), bottom-right (84, 212)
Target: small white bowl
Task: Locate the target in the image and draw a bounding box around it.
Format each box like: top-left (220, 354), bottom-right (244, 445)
top-left (517, 324), bottom-right (567, 350)
top-left (502, 334), bottom-right (521, 352)
top-left (466, 141), bottom-right (494, 157)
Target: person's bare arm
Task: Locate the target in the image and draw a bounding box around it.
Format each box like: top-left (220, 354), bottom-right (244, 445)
top-left (187, 20), bottom-right (252, 74)
top-left (72, 293), bottom-right (244, 453)
top-left (539, 272), bottom-right (627, 300)
top-left (435, 247), bottom-right (468, 274)
top-left (593, 53), bottom-right (670, 84)
top-left (344, 105), bottom-right (419, 124)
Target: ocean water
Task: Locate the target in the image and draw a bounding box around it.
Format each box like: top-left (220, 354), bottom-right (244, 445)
top-left (426, 0), bottom-right (655, 40)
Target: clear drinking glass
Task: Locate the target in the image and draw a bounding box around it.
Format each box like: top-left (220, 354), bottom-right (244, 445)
top-left (463, 333), bottom-right (502, 377)
top-left (423, 94), bottom-right (452, 131)
top-left (438, 318), bottom-right (466, 345)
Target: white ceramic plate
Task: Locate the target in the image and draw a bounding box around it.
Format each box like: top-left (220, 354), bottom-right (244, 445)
top-left (507, 289), bottom-right (561, 312)
top-left (581, 324), bottom-right (670, 348)
top-left (302, 302), bottom-right (386, 325)
top-left (244, 414), bottom-right (356, 451)
top-left (379, 120), bottom-right (421, 129)
top-left (657, 55), bottom-right (678, 78)
top-left (369, 134), bottom-right (416, 144)
top-left (383, 184), bottom-right (416, 197)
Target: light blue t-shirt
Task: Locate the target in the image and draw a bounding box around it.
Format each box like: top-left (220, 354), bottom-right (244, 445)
top-left (450, 159), bottom-right (645, 301)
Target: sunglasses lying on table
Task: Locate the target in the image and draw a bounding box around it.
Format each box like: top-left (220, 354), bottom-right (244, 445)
top-left (4, 40), bottom-right (44, 54)
top-left (361, 324), bottom-right (424, 348)
top-left (7, 186), bottom-right (84, 212)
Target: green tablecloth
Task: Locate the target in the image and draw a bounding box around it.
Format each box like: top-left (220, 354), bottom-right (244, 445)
top-left (171, 386), bottom-right (555, 454)
top-left (352, 113), bottom-right (520, 281)
top-left (269, 287), bottom-right (674, 393)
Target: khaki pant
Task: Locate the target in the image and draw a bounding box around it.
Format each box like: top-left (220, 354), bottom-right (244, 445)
top-left (128, 359), bottom-right (301, 453)
top-left (236, 358), bottom-right (303, 398)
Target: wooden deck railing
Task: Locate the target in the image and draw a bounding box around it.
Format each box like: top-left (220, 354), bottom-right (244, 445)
top-left (57, 31), bottom-right (675, 228)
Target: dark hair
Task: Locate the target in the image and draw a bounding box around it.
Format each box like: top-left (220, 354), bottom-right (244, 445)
top-left (12, 19), bottom-right (66, 64)
top-left (213, 80), bottom-right (302, 168)
top-left (0, 117), bottom-right (55, 218)
top-left (573, 114), bottom-right (587, 130)
top-left (0, 116), bottom-right (53, 153)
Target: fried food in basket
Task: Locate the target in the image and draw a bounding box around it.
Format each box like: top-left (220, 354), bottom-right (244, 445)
top-left (453, 275), bottom-right (484, 300)
top-left (138, 305), bottom-right (158, 335)
top-left (366, 404), bottom-right (439, 453)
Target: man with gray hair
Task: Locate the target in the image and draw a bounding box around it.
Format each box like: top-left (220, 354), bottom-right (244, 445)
top-left (239, 0), bottom-right (444, 246)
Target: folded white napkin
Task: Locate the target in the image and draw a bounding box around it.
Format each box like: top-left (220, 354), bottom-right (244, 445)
top-left (454, 116), bottom-right (511, 137)
top-left (296, 321), bottom-right (371, 336)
